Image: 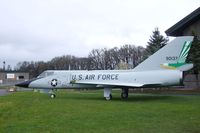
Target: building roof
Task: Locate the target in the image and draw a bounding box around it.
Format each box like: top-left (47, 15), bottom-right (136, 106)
top-left (165, 7), bottom-right (200, 36)
top-left (0, 70), bottom-right (29, 73)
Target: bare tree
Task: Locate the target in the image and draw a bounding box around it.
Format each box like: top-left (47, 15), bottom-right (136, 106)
top-left (15, 44), bottom-right (145, 77)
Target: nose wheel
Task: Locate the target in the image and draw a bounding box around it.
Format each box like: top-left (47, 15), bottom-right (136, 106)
top-left (49, 89), bottom-right (56, 99)
top-left (50, 94), bottom-right (56, 98)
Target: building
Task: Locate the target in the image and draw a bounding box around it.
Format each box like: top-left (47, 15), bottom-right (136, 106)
top-left (165, 7), bottom-right (200, 89)
top-left (0, 71), bottom-right (29, 86)
top-left (165, 7), bottom-right (200, 37)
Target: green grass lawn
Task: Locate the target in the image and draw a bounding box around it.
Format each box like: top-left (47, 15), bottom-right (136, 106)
top-left (0, 90), bottom-right (200, 133)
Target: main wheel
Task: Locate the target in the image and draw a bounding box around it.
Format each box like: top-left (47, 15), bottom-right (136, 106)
top-left (121, 88), bottom-right (129, 99)
top-left (121, 92), bottom-right (128, 99)
top-left (105, 94), bottom-right (112, 101)
top-left (50, 94), bottom-right (56, 99)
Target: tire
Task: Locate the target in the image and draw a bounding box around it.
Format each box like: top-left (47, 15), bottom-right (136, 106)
top-left (121, 92), bottom-right (128, 99)
top-left (50, 94), bottom-right (56, 99)
top-left (105, 94), bottom-right (112, 101)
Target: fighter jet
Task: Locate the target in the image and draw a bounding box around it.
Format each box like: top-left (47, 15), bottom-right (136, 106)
top-left (16, 36), bottom-right (194, 100)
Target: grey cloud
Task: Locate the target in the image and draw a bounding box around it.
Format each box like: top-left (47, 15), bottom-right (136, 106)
top-left (0, 0), bottom-right (199, 68)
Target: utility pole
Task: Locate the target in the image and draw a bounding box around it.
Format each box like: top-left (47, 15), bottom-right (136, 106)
top-left (3, 61), bottom-right (5, 71)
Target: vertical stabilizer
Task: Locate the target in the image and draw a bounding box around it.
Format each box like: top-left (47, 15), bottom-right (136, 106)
top-left (133, 36), bottom-right (194, 71)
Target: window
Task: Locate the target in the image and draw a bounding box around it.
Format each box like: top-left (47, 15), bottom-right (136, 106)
top-left (18, 76), bottom-right (24, 79)
top-left (37, 71), bottom-right (54, 78)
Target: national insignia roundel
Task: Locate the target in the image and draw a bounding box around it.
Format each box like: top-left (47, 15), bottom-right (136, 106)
top-left (51, 79), bottom-right (58, 87)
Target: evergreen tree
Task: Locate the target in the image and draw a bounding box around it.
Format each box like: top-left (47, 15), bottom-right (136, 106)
top-left (144, 27), bottom-right (169, 58)
top-left (187, 33), bottom-right (200, 75)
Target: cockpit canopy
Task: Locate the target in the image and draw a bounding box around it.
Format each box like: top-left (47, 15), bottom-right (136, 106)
top-left (37, 71), bottom-right (54, 78)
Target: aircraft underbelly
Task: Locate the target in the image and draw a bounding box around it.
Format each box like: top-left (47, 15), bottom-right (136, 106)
top-left (64, 84), bottom-right (98, 89)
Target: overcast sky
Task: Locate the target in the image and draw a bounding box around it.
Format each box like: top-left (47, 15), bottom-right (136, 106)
top-left (0, 0), bottom-right (199, 68)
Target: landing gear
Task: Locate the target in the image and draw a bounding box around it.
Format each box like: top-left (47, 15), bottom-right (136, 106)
top-left (50, 94), bottom-right (56, 98)
top-left (121, 88), bottom-right (129, 99)
top-left (49, 89), bottom-right (56, 99)
top-left (105, 94), bottom-right (112, 101)
top-left (104, 88), bottom-right (112, 101)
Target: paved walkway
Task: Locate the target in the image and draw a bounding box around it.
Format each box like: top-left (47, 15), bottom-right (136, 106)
top-left (0, 89), bottom-right (9, 96)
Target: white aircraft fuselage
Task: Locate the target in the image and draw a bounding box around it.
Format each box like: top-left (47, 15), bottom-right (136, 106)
top-left (29, 70), bottom-right (182, 89)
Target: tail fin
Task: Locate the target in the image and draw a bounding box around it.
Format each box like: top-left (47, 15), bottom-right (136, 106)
top-left (133, 36), bottom-right (194, 71)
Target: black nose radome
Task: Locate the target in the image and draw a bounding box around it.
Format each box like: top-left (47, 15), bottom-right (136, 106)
top-left (15, 78), bottom-right (42, 88)
top-left (15, 80), bottom-right (32, 88)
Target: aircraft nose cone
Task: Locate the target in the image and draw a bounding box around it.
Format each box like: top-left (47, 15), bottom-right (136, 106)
top-left (15, 80), bottom-right (32, 88)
